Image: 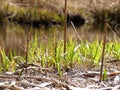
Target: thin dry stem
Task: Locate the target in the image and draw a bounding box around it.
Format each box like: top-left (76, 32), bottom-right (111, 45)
top-left (70, 21), bottom-right (81, 41)
top-left (63, 0), bottom-right (67, 54)
top-left (25, 32), bottom-right (30, 73)
top-left (99, 20), bottom-right (108, 81)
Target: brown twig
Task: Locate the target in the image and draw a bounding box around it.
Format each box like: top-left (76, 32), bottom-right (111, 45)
top-left (99, 20), bottom-right (108, 81)
top-left (25, 32), bottom-right (30, 73)
top-left (54, 41), bottom-right (57, 60)
top-left (63, 0), bottom-right (67, 54)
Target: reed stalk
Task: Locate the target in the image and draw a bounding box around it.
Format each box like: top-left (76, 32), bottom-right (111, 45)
top-left (99, 19), bottom-right (108, 81)
top-left (63, 0), bottom-right (67, 54)
top-left (25, 32), bottom-right (30, 73)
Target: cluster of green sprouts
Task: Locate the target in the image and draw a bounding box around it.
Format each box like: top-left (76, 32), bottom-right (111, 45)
top-left (0, 35), bottom-right (120, 76)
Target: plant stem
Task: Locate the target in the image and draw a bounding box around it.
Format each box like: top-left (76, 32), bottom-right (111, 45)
top-left (99, 20), bottom-right (108, 81)
top-left (25, 32), bottom-right (30, 73)
top-left (64, 0), bottom-right (67, 54)
top-left (54, 41), bottom-right (57, 59)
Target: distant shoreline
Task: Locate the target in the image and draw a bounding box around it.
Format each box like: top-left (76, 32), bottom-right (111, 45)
top-left (0, 0), bottom-right (119, 28)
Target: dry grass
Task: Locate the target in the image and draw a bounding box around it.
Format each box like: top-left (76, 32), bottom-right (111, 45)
top-left (5, 0), bottom-right (120, 14)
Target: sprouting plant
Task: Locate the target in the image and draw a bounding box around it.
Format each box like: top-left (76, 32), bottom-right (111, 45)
top-left (0, 49), bottom-right (18, 72)
top-left (112, 42), bottom-right (120, 59)
top-left (66, 38), bottom-right (76, 68)
top-left (28, 34), bottom-right (38, 63)
top-left (0, 49), bottom-right (10, 71)
top-left (57, 63), bottom-right (62, 76)
top-left (39, 43), bottom-right (46, 68)
top-left (89, 38), bottom-right (102, 65)
top-left (103, 69), bottom-right (107, 81)
top-left (54, 41), bottom-right (64, 68)
top-left (9, 50), bottom-right (17, 72)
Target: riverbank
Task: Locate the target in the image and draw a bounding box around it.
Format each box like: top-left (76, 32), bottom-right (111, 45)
top-left (0, 0), bottom-right (85, 27)
top-left (0, 0), bottom-right (120, 27)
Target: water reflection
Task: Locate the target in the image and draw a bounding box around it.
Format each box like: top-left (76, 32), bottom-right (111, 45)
top-left (0, 23), bottom-right (64, 54)
top-left (68, 23), bottom-right (120, 42)
top-left (0, 23), bottom-right (119, 54)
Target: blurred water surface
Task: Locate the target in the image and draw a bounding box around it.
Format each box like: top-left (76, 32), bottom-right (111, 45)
top-left (0, 23), bottom-right (119, 55)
